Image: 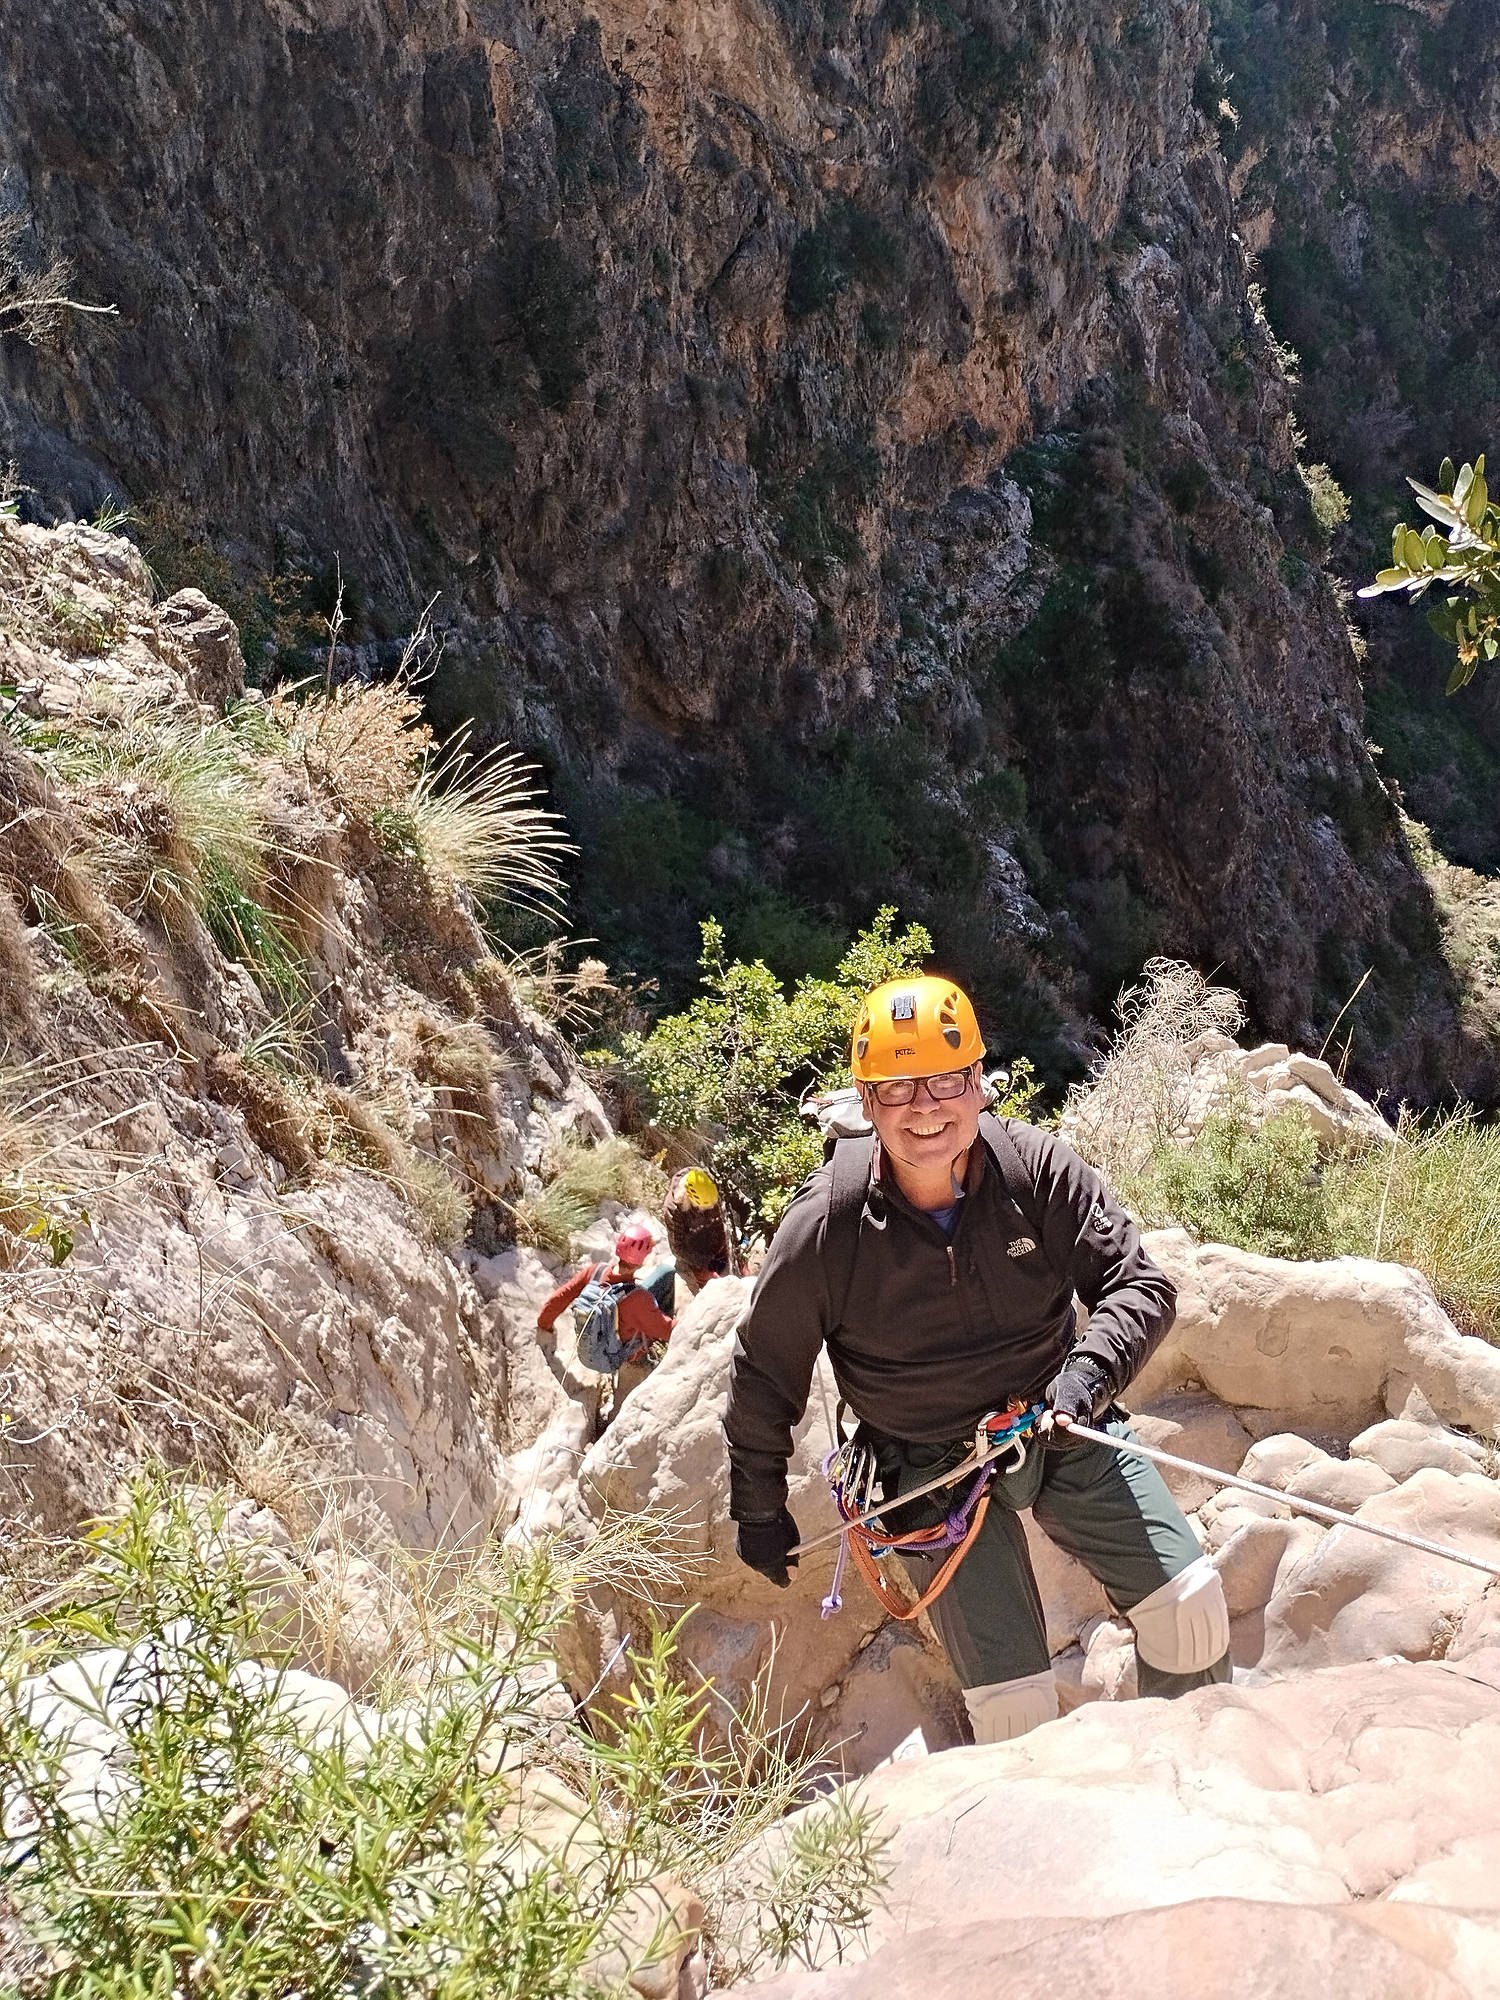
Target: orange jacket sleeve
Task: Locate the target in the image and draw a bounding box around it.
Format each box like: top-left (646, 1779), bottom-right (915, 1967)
top-left (536, 1262), bottom-right (595, 1332)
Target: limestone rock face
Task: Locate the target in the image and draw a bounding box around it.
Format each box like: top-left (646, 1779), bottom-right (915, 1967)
top-left (0, 517), bottom-right (611, 1552)
top-left (1256, 1471), bottom-right (1500, 1676)
top-left (1136, 1232), bottom-right (1500, 1439)
top-left (744, 1901), bottom-right (1488, 2000)
top-left (155, 588), bottom-right (247, 708)
top-left (729, 1658), bottom-right (1500, 1996)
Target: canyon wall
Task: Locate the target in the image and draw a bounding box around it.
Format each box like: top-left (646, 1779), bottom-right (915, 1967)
top-left (0, 0), bottom-right (1487, 1094)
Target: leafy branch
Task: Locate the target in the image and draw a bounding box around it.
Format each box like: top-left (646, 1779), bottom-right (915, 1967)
top-left (1360, 454), bottom-right (1500, 692)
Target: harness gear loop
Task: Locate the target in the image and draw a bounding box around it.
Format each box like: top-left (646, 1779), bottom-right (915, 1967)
top-left (819, 1402), bottom-right (1044, 1620)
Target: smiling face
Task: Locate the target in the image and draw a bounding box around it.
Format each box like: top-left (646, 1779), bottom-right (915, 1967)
top-left (858, 1064), bottom-right (986, 1199)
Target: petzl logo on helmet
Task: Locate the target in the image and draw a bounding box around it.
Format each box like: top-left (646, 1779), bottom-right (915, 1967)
top-left (890, 991), bottom-right (916, 1022)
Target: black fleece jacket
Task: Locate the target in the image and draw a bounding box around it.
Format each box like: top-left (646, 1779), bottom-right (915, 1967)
top-left (724, 1118), bottom-right (1175, 1521)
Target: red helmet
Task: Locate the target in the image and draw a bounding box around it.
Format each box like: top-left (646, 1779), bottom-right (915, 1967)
top-left (614, 1223), bottom-right (654, 1267)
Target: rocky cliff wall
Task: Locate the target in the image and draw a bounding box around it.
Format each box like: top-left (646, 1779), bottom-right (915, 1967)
top-left (0, 0), bottom-right (1486, 1096)
top-left (0, 514), bottom-right (614, 1551)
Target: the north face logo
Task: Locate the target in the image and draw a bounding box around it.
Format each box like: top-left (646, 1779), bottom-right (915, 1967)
top-left (1007, 1237), bottom-right (1038, 1258)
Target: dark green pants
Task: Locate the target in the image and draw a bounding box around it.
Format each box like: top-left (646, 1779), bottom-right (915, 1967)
top-left (874, 1416), bottom-right (1231, 1697)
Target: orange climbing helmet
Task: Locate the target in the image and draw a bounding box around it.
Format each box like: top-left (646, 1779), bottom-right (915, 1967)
top-left (850, 975), bottom-right (986, 1083)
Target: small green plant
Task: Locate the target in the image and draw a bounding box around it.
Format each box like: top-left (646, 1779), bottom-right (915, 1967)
top-left (0, 1474), bottom-right (888, 1994)
top-left (201, 855), bottom-right (309, 1013)
top-left (617, 908), bottom-right (934, 1225)
top-left (1123, 1104), bottom-right (1335, 1261)
top-left (1361, 455), bottom-right (1500, 690)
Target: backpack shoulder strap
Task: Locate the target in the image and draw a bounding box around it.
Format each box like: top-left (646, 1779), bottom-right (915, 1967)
top-left (822, 1135), bottom-right (874, 1334)
top-left (978, 1113), bottom-right (1068, 1286)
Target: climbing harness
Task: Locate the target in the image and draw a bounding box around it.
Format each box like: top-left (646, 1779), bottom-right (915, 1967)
top-left (796, 1411), bottom-right (1500, 1609)
top-left (816, 1401), bottom-right (1045, 1620)
top-left (1060, 1420), bottom-right (1500, 1580)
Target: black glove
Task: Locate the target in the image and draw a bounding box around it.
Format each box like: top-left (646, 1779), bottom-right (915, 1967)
top-left (736, 1508), bottom-right (800, 1588)
top-left (1044, 1353), bottom-right (1115, 1446)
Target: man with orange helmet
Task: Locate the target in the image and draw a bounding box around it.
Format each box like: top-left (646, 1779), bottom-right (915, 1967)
top-left (725, 973), bottom-right (1229, 1744)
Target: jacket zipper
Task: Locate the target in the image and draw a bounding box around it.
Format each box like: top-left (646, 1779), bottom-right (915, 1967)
top-left (946, 1244), bottom-right (957, 1288)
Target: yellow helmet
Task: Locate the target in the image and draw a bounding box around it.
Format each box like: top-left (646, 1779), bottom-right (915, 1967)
top-left (682, 1167), bottom-right (719, 1209)
top-left (850, 975), bottom-right (986, 1083)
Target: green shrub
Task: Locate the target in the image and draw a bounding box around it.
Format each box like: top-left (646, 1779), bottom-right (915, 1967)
top-left (0, 1476), bottom-right (889, 1995)
top-left (617, 907), bottom-right (933, 1225)
top-left (1123, 1105), bottom-right (1335, 1261)
top-left (516, 237), bottom-right (600, 410)
top-left (785, 201), bottom-right (902, 319)
top-left (1124, 1102), bottom-right (1500, 1344)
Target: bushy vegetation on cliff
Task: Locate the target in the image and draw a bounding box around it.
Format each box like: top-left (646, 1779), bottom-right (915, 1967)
top-left (0, 1478), bottom-right (888, 1995)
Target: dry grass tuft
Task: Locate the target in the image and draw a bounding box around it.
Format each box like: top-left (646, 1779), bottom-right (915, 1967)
top-left (0, 883), bottom-right (35, 1018)
top-left (502, 941), bottom-right (619, 1033)
top-left (203, 1050), bottom-right (321, 1178)
top-left (404, 739), bottom-right (573, 916)
top-left (269, 674), bottom-right (432, 823)
top-left (401, 1010), bottom-right (511, 1098)
top-left (512, 1134), bottom-right (664, 1257)
top-left (322, 1086), bottom-right (472, 1245)
top-left (1064, 957), bottom-right (1246, 1184)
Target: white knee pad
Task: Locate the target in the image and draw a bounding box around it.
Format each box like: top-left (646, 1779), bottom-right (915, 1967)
top-left (1128, 1555), bottom-right (1230, 1674)
top-left (963, 1670), bottom-right (1059, 1744)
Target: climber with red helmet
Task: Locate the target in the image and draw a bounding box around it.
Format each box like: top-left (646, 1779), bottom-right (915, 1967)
top-left (725, 973), bottom-right (1230, 1744)
top-left (537, 1221), bottom-right (676, 1412)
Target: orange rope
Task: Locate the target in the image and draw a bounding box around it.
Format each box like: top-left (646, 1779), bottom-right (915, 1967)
top-left (844, 1490), bottom-right (993, 1620)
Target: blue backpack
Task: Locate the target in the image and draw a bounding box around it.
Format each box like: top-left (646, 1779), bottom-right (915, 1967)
top-left (572, 1263), bottom-right (640, 1374)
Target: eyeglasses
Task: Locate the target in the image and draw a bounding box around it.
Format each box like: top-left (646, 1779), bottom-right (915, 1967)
top-left (866, 1065), bottom-right (977, 1107)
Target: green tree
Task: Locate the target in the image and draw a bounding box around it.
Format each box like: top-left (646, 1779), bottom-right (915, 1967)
top-left (1361, 455), bottom-right (1500, 691)
top-left (617, 907), bottom-right (933, 1225)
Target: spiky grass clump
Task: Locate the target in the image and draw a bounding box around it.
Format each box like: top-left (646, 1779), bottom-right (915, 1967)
top-left (1328, 1110), bottom-right (1500, 1343)
top-left (271, 670), bottom-right (572, 924)
top-left (404, 739), bottom-right (573, 916)
top-left (52, 712), bottom-right (264, 916)
top-left (401, 1010), bottom-right (511, 1097)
